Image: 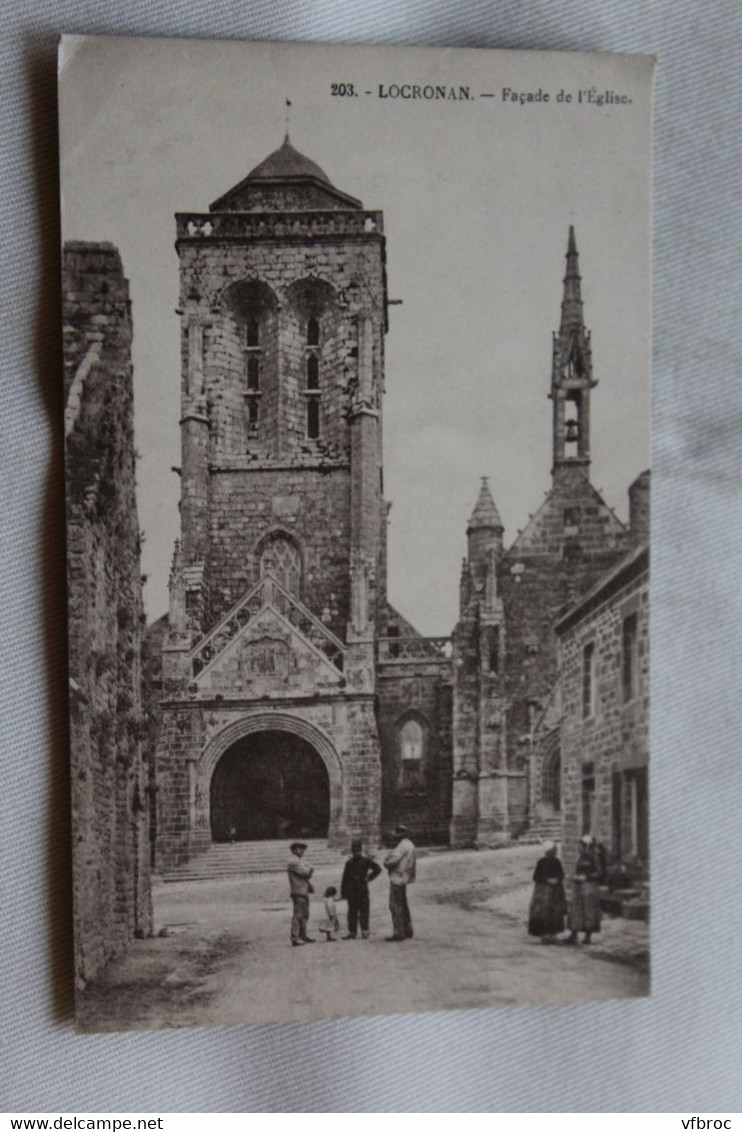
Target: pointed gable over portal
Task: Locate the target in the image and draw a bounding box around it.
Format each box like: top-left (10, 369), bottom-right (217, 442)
top-left (189, 575), bottom-right (346, 698)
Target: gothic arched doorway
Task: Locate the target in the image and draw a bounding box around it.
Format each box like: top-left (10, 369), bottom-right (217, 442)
top-left (210, 731), bottom-right (330, 842)
top-left (541, 742), bottom-right (562, 814)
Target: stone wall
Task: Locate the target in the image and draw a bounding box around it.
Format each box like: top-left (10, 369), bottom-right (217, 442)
top-left (176, 224), bottom-right (386, 640)
top-left (377, 665), bottom-right (453, 844)
top-left (557, 545), bottom-right (649, 877)
top-left (64, 242), bottom-right (152, 988)
top-left (206, 466), bottom-right (352, 639)
top-left (498, 467), bottom-right (630, 833)
top-left (155, 698), bottom-right (381, 869)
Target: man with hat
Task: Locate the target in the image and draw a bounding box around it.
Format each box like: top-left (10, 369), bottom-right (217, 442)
top-left (287, 841), bottom-right (315, 946)
top-left (383, 825), bottom-right (416, 941)
top-left (340, 838), bottom-right (382, 939)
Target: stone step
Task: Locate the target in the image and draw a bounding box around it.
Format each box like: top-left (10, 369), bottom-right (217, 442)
top-left (159, 838), bottom-right (350, 883)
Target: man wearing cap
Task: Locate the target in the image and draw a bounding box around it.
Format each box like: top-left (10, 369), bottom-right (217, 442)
top-left (340, 839), bottom-right (382, 939)
top-left (287, 841), bottom-right (315, 946)
top-left (383, 825), bottom-right (416, 941)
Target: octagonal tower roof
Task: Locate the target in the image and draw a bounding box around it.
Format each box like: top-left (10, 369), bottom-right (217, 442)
top-left (210, 134), bottom-right (362, 212)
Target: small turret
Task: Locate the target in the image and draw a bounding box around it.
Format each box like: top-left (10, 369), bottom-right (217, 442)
top-left (466, 477), bottom-right (504, 587)
top-left (459, 556), bottom-right (471, 616)
top-left (629, 469), bottom-right (651, 545)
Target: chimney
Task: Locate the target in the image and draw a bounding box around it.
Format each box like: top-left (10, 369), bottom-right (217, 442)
top-left (628, 470), bottom-right (650, 545)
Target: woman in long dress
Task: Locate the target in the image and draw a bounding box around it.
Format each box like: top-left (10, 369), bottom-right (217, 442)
top-left (528, 841), bottom-right (567, 943)
top-left (566, 835), bottom-right (602, 944)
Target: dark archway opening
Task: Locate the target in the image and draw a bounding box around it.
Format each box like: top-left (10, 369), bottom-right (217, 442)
top-left (210, 731), bottom-right (330, 842)
top-left (541, 747), bottom-right (561, 813)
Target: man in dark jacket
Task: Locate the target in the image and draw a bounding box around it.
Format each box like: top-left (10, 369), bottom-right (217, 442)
top-left (340, 839), bottom-right (382, 939)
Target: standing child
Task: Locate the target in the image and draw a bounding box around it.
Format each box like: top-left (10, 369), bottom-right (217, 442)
top-left (318, 886), bottom-right (340, 941)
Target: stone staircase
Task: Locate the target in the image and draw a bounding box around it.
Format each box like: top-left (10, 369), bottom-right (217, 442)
top-left (516, 816), bottom-right (563, 846)
top-left (159, 838), bottom-right (347, 883)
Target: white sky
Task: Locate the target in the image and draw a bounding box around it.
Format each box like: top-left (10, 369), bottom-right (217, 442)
top-left (59, 36), bottom-right (652, 635)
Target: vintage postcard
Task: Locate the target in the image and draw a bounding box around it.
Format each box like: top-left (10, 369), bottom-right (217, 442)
top-left (60, 36), bottom-right (653, 1030)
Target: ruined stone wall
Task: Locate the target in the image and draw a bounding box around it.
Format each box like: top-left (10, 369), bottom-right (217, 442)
top-left (557, 549), bottom-right (649, 877)
top-left (63, 242), bottom-right (152, 987)
top-left (377, 666), bottom-right (453, 844)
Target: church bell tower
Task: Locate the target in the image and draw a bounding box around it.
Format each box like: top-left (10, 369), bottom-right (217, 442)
top-left (157, 134), bottom-right (388, 864)
top-left (550, 226), bottom-right (597, 477)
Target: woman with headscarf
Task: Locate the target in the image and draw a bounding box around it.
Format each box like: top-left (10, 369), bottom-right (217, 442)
top-left (566, 834), bottom-right (602, 944)
top-left (527, 841), bottom-right (567, 944)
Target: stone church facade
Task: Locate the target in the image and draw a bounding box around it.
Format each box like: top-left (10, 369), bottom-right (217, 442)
top-left (153, 138), bottom-right (635, 870)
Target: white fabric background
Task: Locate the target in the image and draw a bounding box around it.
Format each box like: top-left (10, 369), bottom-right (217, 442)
top-left (1, 0), bottom-right (741, 1113)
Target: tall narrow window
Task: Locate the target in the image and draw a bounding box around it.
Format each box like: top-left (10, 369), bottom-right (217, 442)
top-left (622, 613), bottom-right (638, 703)
top-left (582, 641), bottom-right (595, 719)
top-left (243, 317), bottom-right (262, 438)
top-left (399, 718), bottom-right (424, 791)
top-left (307, 399), bottom-right (320, 439)
top-left (305, 318), bottom-right (321, 439)
top-left (488, 625), bottom-right (500, 673)
top-left (246, 355), bottom-right (260, 391)
top-left (581, 761), bottom-right (596, 835)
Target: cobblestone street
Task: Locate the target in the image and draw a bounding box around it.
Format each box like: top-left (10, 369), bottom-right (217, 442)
top-left (78, 844), bottom-right (649, 1031)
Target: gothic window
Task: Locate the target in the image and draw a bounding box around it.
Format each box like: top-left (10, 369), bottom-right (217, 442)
top-left (399, 718), bottom-right (425, 791)
top-left (582, 641), bottom-right (595, 719)
top-left (243, 316), bottom-right (262, 437)
top-left (622, 613), bottom-right (638, 702)
top-left (246, 355), bottom-right (260, 391)
top-left (259, 536), bottom-right (302, 598)
top-left (305, 318), bottom-right (321, 438)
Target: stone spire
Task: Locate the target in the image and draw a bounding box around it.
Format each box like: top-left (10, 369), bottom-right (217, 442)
top-left (560, 225), bottom-right (583, 329)
top-left (467, 477), bottom-right (503, 534)
top-left (467, 477), bottom-right (504, 585)
top-left (551, 227), bottom-right (595, 473)
top-left (556, 226), bottom-right (591, 376)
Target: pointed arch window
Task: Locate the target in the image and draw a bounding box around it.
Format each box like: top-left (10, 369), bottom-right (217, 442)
top-left (305, 317), bottom-right (321, 439)
top-left (259, 535), bottom-right (302, 599)
top-left (398, 717), bottom-right (426, 791)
